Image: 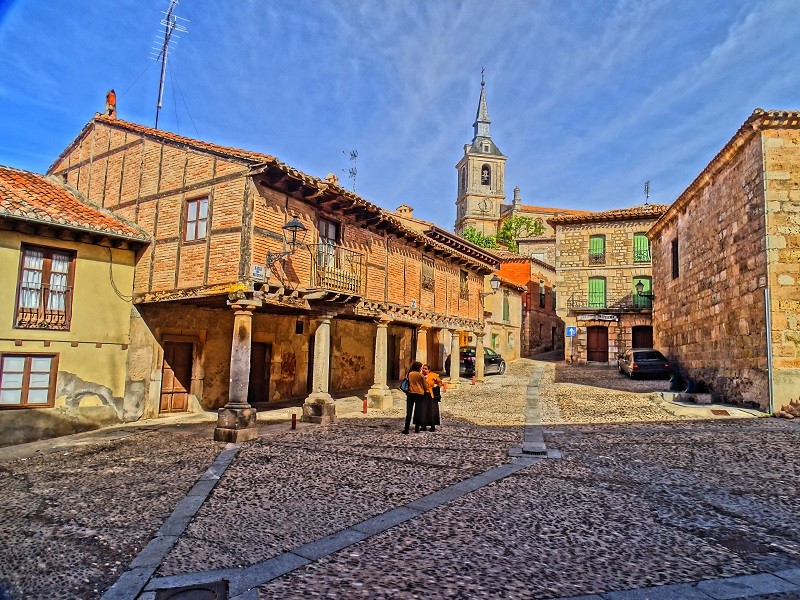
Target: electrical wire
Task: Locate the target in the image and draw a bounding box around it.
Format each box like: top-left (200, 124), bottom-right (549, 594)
top-left (169, 60), bottom-right (200, 138)
top-left (108, 247), bottom-right (134, 302)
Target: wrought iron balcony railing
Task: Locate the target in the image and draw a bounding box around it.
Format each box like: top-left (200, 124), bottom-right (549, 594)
top-left (310, 244), bottom-right (364, 295)
top-left (633, 248), bottom-right (651, 263)
top-left (15, 283), bottom-right (73, 330)
top-left (588, 252), bottom-right (606, 265)
top-left (567, 292), bottom-right (652, 312)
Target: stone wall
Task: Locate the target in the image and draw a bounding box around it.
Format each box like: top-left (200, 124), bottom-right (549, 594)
top-left (650, 132), bottom-right (770, 407)
top-left (763, 128), bottom-right (800, 408)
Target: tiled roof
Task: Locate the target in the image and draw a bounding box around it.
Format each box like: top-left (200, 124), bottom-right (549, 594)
top-left (650, 108), bottom-right (800, 238)
top-left (517, 204), bottom-right (590, 215)
top-left (548, 203), bottom-right (669, 225)
top-left (0, 165), bottom-right (149, 242)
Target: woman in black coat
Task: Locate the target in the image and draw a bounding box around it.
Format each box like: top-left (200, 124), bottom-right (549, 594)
top-left (402, 361), bottom-right (430, 434)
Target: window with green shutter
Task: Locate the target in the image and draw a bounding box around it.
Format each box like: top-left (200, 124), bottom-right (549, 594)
top-left (589, 235), bottom-right (605, 265)
top-left (502, 290), bottom-right (510, 321)
top-left (633, 233), bottom-right (650, 263)
top-left (588, 277), bottom-right (606, 308)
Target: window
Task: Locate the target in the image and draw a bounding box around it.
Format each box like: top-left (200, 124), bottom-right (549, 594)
top-left (633, 277), bottom-right (652, 309)
top-left (633, 233), bottom-right (650, 263)
top-left (671, 238), bottom-right (679, 279)
top-left (531, 252), bottom-right (546, 261)
top-left (422, 258), bottom-right (435, 292)
top-left (459, 270), bottom-right (469, 300)
top-left (184, 197), bottom-right (208, 241)
top-left (481, 164), bottom-right (491, 186)
top-left (539, 280), bottom-right (546, 308)
top-left (589, 235), bottom-right (605, 265)
top-left (482, 142), bottom-right (490, 153)
top-left (588, 277), bottom-right (606, 308)
top-left (0, 354), bottom-right (58, 408)
top-left (551, 287), bottom-right (557, 311)
top-left (491, 333), bottom-right (499, 350)
top-left (16, 245), bottom-right (74, 330)
top-left (502, 290), bottom-right (510, 321)
top-left (459, 166), bottom-right (466, 194)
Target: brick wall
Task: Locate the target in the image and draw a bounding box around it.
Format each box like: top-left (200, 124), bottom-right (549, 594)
top-left (763, 128), bottom-right (800, 407)
top-left (650, 133), bottom-right (770, 407)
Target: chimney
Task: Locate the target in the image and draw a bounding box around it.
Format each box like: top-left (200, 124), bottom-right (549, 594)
top-left (396, 204), bottom-right (413, 219)
top-left (324, 173), bottom-right (340, 186)
top-left (105, 89), bottom-right (117, 118)
top-left (513, 186), bottom-right (521, 208)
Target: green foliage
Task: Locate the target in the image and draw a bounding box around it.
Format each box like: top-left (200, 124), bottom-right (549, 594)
top-left (462, 226), bottom-right (497, 249)
top-left (496, 217), bottom-right (545, 252)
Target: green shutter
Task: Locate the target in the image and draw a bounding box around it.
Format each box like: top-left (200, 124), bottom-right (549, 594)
top-left (589, 236), bottom-right (605, 254)
top-left (634, 233), bottom-right (650, 262)
top-left (588, 277), bottom-right (606, 308)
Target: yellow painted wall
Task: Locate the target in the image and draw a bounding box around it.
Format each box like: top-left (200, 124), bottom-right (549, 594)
top-left (0, 230), bottom-right (136, 444)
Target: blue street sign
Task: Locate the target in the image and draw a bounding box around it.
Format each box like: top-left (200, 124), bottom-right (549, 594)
top-left (566, 326), bottom-right (577, 338)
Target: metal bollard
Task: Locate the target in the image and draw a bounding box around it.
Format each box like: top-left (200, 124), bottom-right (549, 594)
top-left (362, 398), bottom-right (368, 414)
top-left (291, 413), bottom-right (297, 430)
top-left (442, 382), bottom-right (447, 392)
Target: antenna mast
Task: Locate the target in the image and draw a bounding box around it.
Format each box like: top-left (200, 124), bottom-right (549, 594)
top-left (150, 0), bottom-right (188, 129)
top-left (342, 149), bottom-right (358, 192)
top-left (644, 180), bottom-right (650, 205)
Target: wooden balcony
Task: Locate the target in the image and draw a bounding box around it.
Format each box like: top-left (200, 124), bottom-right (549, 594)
top-left (567, 292), bottom-right (652, 313)
top-left (309, 244), bottom-right (364, 296)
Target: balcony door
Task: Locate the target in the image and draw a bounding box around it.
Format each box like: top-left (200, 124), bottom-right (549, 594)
top-left (318, 218), bottom-right (339, 269)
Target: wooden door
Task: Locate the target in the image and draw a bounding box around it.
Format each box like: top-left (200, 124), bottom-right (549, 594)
top-left (586, 326), bottom-right (609, 363)
top-left (632, 326), bottom-right (654, 349)
top-left (160, 342), bottom-right (193, 413)
top-left (248, 342), bottom-right (271, 404)
top-left (387, 333), bottom-right (400, 381)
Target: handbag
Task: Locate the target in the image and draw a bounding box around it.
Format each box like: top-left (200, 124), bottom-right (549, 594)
top-left (433, 385), bottom-right (441, 401)
top-left (400, 376), bottom-right (410, 394)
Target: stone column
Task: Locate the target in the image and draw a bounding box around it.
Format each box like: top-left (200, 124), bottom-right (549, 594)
top-left (302, 315), bottom-right (337, 424)
top-left (367, 317), bottom-right (393, 410)
top-left (475, 330), bottom-right (486, 382)
top-left (214, 298), bottom-right (261, 443)
top-left (447, 329), bottom-right (460, 387)
top-left (416, 325), bottom-right (429, 366)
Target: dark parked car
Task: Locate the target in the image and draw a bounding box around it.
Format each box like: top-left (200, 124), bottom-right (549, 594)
top-left (618, 348), bottom-right (671, 379)
top-left (444, 347), bottom-right (506, 376)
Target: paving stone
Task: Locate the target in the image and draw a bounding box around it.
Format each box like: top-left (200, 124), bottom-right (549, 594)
top-left (603, 582), bottom-right (714, 599)
top-left (696, 573), bottom-right (799, 599)
top-left (292, 529), bottom-right (369, 561)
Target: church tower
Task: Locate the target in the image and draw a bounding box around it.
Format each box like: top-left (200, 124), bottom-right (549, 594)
top-left (454, 73), bottom-right (507, 236)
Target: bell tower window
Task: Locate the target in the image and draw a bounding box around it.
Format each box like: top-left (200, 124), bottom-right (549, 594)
top-left (459, 166), bottom-right (466, 194)
top-left (481, 164), bottom-right (491, 186)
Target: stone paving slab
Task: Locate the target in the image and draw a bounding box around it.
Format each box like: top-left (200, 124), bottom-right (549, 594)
top-left (696, 573), bottom-right (799, 599)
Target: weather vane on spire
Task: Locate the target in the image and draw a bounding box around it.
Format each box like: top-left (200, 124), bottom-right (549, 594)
top-left (481, 66), bottom-right (485, 86)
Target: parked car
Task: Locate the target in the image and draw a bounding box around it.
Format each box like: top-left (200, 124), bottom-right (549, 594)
top-left (618, 348), bottom-right (671, 379)
top-left (444, 347), bottom-right (506, 376)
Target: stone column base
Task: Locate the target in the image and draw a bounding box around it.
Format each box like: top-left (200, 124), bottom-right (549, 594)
top-left (213, 406), bottom-right (258, 443)
top-left (367, 385), bottom-right (393, 410)
top-left (444, 380), bottom-right (460, 390)
top-left (301, 393), bottom-right (337, 424)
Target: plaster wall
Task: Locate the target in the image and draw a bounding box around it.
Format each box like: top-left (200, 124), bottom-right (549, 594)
top-left (0, 231), bottom-right (136, 444)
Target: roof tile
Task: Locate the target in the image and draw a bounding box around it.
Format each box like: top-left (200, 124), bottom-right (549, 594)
top-left (0, 165), bottom-right (149, 241)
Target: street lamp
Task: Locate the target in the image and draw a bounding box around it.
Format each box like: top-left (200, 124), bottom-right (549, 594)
top-left (635, 279), bottom-right (655, 300)
top-left (480, 274), bottom-right (502, 299)
top-left (266, 215), bottom-right (308, 278)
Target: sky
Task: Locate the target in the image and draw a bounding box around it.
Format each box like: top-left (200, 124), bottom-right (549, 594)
top-left (1, 0), bottom-right (799, 230)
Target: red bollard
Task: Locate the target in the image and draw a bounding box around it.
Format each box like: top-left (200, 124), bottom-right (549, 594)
top-left (362, 398), bottom-right (368, 414)
top-left (291, 413), bottom-right (297, 430)
top-left (471, 375), bottom-right (476, 385)
top-left (442, 382), bottom-right (447, 393)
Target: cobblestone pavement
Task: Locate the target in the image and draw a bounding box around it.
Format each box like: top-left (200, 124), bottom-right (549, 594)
top-left (0, 359), bottom-right (797, 600)
top-left (554, 361), bottom-right (673, 394)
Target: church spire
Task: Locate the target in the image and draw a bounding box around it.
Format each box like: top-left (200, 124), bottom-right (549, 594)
top-left (473, 68), bottom-right (491, 141)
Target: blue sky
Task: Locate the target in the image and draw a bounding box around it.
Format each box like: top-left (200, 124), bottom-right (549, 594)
top-left (1, 0), bottom-right (799, 230)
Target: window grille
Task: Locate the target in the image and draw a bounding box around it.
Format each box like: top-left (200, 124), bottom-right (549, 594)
top-left (422, 259), bottom-right (435, 292)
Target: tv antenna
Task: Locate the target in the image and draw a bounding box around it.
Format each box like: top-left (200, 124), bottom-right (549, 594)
top-left (342, 149), bottom-right (358, 192)
top-left (644, 180), bottom-right (650, 205)
top-left (149, 0), bottom-right (188, 129)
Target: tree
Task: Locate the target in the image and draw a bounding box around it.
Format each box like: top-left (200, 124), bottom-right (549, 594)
top-left (461, 226), bottom-right (497, 249)
top-left (496, 217), bottom-right (545, 252)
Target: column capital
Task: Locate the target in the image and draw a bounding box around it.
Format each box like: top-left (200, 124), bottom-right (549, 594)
top-left (376, 314), bottom-right (392, 326)
top-left (227, 298), bottom-right (262, 313)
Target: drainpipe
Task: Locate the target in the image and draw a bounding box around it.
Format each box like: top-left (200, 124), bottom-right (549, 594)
top-left (765, 287), bottom-right (775, 414)
top-left (760, 131), bottom-right (775, 414)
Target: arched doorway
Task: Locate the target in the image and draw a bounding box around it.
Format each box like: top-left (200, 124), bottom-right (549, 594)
top-left (586, 326), bottom-right (609, 362)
